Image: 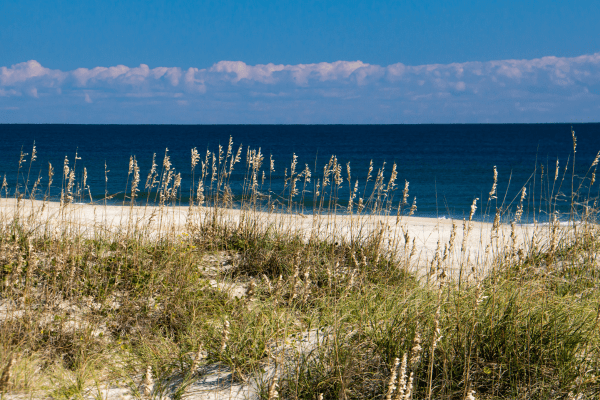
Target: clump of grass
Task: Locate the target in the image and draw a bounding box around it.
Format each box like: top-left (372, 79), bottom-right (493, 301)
top-left (1, 131), bottom-right (599, 399)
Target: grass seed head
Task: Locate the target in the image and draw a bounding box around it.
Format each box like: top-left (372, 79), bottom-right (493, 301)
top-left (0, 354), bottom-right (17, 392)
top-left (385, 357), bottom-right (400, 400)
top-left (143, 365), bottom-right (154, 398)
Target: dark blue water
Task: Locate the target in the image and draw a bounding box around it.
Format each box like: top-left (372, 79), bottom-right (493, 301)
top-left (1, 124), bottom-right (599, 221)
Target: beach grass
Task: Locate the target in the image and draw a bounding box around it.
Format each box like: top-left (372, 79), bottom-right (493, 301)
top-left (1, 131), bottom-right (600, 399)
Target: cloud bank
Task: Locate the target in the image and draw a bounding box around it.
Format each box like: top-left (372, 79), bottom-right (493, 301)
top-left (1, 53), bottom-right (600, 123)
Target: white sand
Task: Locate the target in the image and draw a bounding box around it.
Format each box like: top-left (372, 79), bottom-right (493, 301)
top-left (0, 198), bottom-right (537, 279)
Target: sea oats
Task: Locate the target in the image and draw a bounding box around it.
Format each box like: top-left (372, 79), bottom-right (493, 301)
top-left (65, 170), bottom-right (75, 204)
top-left (30, 176), bottom-right (42, 199)
top-left (142, 365), bottom-right (154, 398)
top-left (491, 208), bottom-right (501, 240)
top-left (408, 197), bottom-right (417, 216)
top-left (130, 158), bottom-right (140, 201)
top-left (291, 263), bottom-right (301, 300)
top-left (145, 153), bottom-right (157, 190)
top-left (515, 188), bottom-right (526, 223)
top-left (592, 151), bottom-right (600, 168)
top-left (322, 160), bottom-right (331, 189)
top-left (290, 153), bottom-right (298, 177)
top-left (366, 160), bottom-right (373, 183)
top-left (31, 142), bottom-right (37, 162)
top-left (302, 164), bottom-right (311, 183)
top-left (63, 156), bottom-right (69, 178)
top-left (393, 353), bottom-right (408, 400)
top-left (469, 198), bottom-right (479, 221)
top-left (253, 148), bottom-right (264, 171)
top-left (246, 279), bottom-right (256, 299)
top-left (171, 173), bottom-right (182, 201)
top-left (128, 155), bottom-right (134, 176)
top-left (375, 162), bottom-right (386, 192)
top-left (268, 367), bottom-right (279, 400)
top-left (409, 328), bottom-right (422, 367)
top-left (385, 357), bottom-right (400, 400)
top-left (329, 156), bottom-right (341, 187)
top-left (263, 274), bottom-right (273, 294)
top-left (0, 354), bottom-right (17, 392)
top-left (18, 149), bottom-right (28, 169)
top-left (221, 320), bottom-right (230, 352)
top-left (191, 147), bottom-right (200, 170)
top-left (357, 197), bottom-right (364, 213)
top-left (402, 180), bottom-right (410, 207)
top-left (387, 163), bottom-right (398, 192)
top-left (302, 267), bottom-right (311, 302)
top-left (162, 149), bottom-right (172, 173)
top-left (226, 136), bottom-right (233, 161)
top-left (346, 161), bottom-right (352, 185)
top-left (404, 371), bottom-right (414, 400)
top-left (488, 165), bottom-right (498, 201)
top-left (229, 144), bottom-right (243, 176)
top-left (190, 343), bottom-right (205, 373)
top-left (211, 152), bottom-right (217, 183)
top-left (555, 159), bottom-right (560, 182)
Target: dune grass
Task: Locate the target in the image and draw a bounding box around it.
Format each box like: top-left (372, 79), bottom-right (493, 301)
top-left (1, 131), bottom-right (600, 399)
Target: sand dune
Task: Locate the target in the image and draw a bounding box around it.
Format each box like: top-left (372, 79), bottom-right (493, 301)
top-left (0, 198), bottom-right (536, 279)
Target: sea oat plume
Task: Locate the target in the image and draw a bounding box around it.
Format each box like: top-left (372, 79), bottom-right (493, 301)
top-left (402, 180), bottom-right (410, 206)
top-left (143, 365), bottom-right (154, 398)
top-left (385, 357), bottom-right (401, 400)
top-left (408, 197), bottom-right (417, 216)
top-left (31, 142), bottom-right (37, 162)
top-left (366, 160), bottom-right (373, 183)
top-left (592, 151), bottom-right (600, 167)
top-left (409, 329), bottom-right (422, 367)
top-left (404, 371), bottom-right (414, 400)
top-left (221, 320), bottom-right (230, 352)
top-left (488, 166), bottom-right (498, 201)
top-left (190, 343), bottom-right (205, 373)
top-left (393, 353), bottom-right (408, 400)
top-left (387, 163), bottom-right (398, 192)
top-left (469, 198), bottom-right (479, 221)
top-left (515, 187), bottom-right (526, 223)
top-left (268, 370), bottom-right (279, 400)
top-left (0, 354), bottom-right (17, 392)
top-left (191, 147), bottom-right (200, 170)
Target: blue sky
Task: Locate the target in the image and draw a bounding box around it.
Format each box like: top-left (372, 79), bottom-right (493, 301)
top-left (1, 0), bottom-right (599, 123)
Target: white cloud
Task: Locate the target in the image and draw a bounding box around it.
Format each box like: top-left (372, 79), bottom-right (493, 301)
top-left (1, 53), bottom-right (599, 123)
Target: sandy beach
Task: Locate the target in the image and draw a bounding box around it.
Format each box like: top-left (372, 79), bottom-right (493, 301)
top-left (0, 198), bottom-right (537, 279)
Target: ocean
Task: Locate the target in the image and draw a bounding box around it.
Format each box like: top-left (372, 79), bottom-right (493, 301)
top-left (0, 124), bottom-right (599, 221)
